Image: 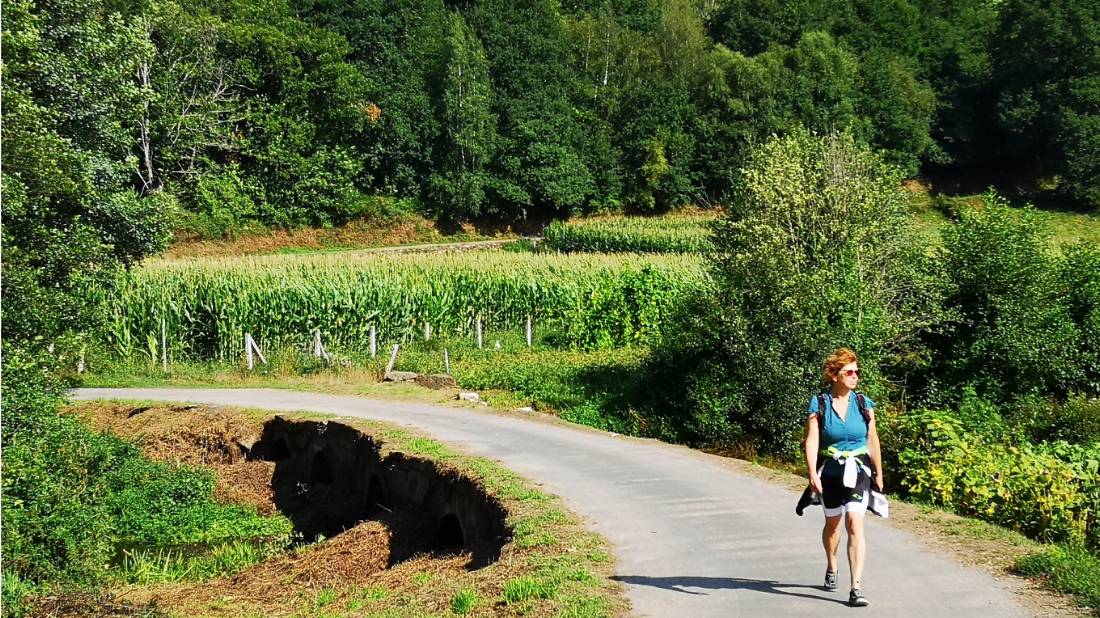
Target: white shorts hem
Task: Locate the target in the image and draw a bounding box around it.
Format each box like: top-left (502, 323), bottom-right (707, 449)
top-left (823, 493), bottom-right (870, 518)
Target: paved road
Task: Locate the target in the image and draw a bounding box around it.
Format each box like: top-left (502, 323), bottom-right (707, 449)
top-left (73, 388), bottom-right (1032, 617)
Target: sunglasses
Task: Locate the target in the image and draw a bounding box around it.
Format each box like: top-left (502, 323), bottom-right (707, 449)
top-left (841, 369), bottom-right (861, 378)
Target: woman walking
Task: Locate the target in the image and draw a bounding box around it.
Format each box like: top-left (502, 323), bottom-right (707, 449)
top-left (804, 348), bottom-right (883, 607)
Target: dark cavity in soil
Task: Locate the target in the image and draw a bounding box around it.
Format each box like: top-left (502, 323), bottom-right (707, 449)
top-left (249, 416), bottom-right (510, 569)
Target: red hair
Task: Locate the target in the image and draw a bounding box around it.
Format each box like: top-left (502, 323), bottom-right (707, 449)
top-left (823, 348), bottom-right (859, 382)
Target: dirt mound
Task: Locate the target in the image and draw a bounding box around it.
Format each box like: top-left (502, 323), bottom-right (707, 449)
top-left (224, 519), bottom-right (392, 594)
top-left (72, 404), bottom-right (277, 513)
top-left (210, 460), bottom-right (278, 515)
top-left (75, 403), bottom-right (262, 465)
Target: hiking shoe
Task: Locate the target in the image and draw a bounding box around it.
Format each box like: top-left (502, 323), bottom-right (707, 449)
top-left (848, 588), bottom-right (869, 607)
top-left (823, 570), bottom-right (838, 591)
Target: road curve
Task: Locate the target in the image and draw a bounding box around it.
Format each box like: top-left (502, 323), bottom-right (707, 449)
top-left (73, 388), bottom-right (1032, 617)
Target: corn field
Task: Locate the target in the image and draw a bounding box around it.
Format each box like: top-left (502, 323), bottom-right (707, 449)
top-left (93, 252), bottom-right (706, 361)
top-left (541, 214), bottom-right (717, 254)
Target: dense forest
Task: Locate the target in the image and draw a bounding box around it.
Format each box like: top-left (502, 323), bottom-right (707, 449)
top-left (4, 0), bottom-right (1099, 241)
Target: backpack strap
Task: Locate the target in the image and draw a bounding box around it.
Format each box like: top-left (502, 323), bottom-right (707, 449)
top-left (818, 392), bottom-right (872, 426)
top-left (855, 392), bottom-right (872, 425)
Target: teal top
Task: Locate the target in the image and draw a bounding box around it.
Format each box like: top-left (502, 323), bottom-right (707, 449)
top-left (808, 393), bottom-right (874, 475)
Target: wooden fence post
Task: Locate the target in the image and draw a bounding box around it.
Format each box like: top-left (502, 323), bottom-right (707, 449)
top-left (444, 349), bottom-right (451, 375)
top-left (245, 333), bottom-right (267, 370)
top-left (526, 315), bottom-right (532, 347)
top-left (476, 317), bottom-right (483, 350)
top-left (161, 318), bottom-right (168, 372)
top-left (370, 324), bottom-right (377, 359)
top-left (313, 329), bottom-right (331, 363)
top-left (385, 343), bottom-right (400, 374)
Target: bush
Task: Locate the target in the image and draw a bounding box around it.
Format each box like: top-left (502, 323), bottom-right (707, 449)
top-left (888, 408), bottom-right (1099, 549)
top-left (1060, 243), bottom-right (1100, 394)
top-left (1017, 395), bottom-right (1100, 444)
top-left (931, 194), bottom-right (1085, 402)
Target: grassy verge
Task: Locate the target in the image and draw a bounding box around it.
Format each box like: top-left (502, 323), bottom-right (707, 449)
top-left (65, 401), bottom-right (627, 617)
top-left (1016, 544), bottom-right (1100, 609)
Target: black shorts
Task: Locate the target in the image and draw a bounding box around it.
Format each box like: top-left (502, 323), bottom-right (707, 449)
top-left (820, 455), bottom-right (872, 517)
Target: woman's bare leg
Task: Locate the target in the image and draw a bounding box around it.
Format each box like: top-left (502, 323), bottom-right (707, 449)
top-left (845, 512), bottom-right (866, 588)
top-left (823, 514), bottom-right (843, 573)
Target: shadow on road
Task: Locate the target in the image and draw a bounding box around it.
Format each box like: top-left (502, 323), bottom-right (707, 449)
top-left (612, 575), bottom-right (849, 605)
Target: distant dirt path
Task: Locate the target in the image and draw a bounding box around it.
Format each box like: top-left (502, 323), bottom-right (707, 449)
top-left (74, 388), bottom-right (1037, 617)
top-left (337, 238), bottom-right (523, 255)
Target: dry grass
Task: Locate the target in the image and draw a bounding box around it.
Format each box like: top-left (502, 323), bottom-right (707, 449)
top-left (65, 403), bottom-right (628, 618)
top-left (164, 215), bottom-right (516, 259)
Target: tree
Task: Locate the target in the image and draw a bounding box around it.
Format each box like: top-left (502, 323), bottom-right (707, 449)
top-left (428, 12), bottom-right (498, 219)
top-left (1, 0), bottom-right (172, 344)
top-left (293, 0), bottom-right (448, 197)
top-left (467, 0), bottom-right (595, 217)
top-left (935, 196), bottom-right (1084, 400)
top-left (653, 131), bottom-right (939, 454)
top-left (856, 51), bottom-right (936, 175)
top-left (991, 0), bottom-right (1100, 207)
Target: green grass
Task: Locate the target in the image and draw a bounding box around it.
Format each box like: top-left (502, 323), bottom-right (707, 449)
top-left (120, 540), bottom-right (277, 584)
top-left (345, 585), bottom-right (389, 611)
top-left (449, 588), bottom-right (479, 614)
top-left (503, 576), bottom-right (558, 603)
top-left (312, 587), bottom-right (339, 610)
top-left (909, 193), bottom-right (1100, 253)
top-left (1016, 544), bottom-right (1100, 609)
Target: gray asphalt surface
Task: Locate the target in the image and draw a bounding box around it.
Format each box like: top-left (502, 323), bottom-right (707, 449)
top-left (72, 388), bottom-right (1032, 617)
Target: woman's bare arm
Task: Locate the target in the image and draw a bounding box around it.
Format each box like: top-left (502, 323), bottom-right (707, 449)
top-left (866, 410), bottom-right (884, 490)
top-left (804, 415), bottom-right (822, 494)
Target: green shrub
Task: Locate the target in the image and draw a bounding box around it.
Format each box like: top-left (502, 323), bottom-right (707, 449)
top-left (1060, 243), bottom-right (1100, 394)
top-left (933, 195), bottom-right (1085, 402)
top-left (1017, 395), bottom-right (1100, 444)
top-left (190, 165), bottom-right (263, 237)
top-left (889, 408), bottom-right (1098, 549)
